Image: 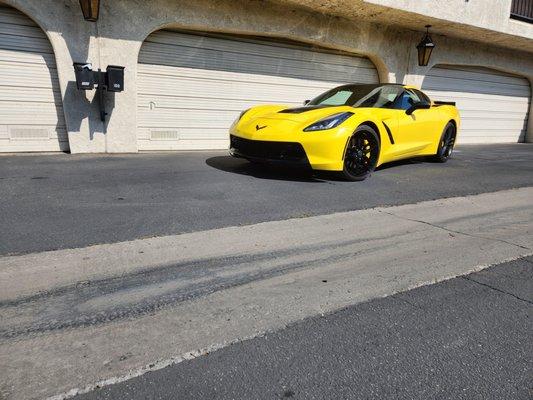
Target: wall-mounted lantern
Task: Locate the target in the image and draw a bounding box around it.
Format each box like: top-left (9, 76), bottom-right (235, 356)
top-left (416, 25), bottom-right (435, 67)
top-left (73, 63), bottom-right (124, 122)
top-left (79, 0), bottom-right (100, 22)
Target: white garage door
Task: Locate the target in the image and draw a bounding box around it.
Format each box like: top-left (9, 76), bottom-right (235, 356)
top-left (137, 30), bottom-right (379, 150)
top-left (422, 65), bottom-right (531, 144)
top-left (0, 5), bottom-right (67, 152)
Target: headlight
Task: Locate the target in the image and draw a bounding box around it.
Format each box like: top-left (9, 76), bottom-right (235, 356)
top-left (303, 112), bottom-right (354, 132)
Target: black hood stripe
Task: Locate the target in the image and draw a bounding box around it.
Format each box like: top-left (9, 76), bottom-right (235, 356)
top-left (278, 105), bottom-right (332, 114)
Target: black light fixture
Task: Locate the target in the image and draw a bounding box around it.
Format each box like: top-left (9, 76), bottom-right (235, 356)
top-left (79, 0), bottom-right (100, 22)
top-left (416, 25), bottom-right (435, 67)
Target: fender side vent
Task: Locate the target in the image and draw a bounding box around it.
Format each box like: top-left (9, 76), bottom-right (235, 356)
top-left (382, 121), bottom-right (394, 145)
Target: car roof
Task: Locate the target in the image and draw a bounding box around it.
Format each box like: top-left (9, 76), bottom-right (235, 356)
top-left (336, 83), bottom-right (421, 91)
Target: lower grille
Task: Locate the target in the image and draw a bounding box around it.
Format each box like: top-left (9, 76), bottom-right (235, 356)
top-left (230, 135), bottom-right (307, 163)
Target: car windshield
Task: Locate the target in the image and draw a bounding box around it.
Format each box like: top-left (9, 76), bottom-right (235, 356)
top-left (308, 84), bottom-right (404, 109)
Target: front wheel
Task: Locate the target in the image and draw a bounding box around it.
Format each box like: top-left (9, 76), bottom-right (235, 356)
top-left (342, 125), bottom-right (380, 181)
top-left (433, 123), bottom-right (456, 163)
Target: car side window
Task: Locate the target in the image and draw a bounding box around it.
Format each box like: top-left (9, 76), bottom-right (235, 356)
top-left (412, 89), bottom-right (431, 105)
top-left (395, 91), bottom-right (416, 110)
top-left (395, 90), bottom-right (428, 110)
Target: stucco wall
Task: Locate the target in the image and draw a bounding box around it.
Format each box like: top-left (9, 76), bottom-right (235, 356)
top-left (1, 0), bottom-right (532, 152)
top-left (367, 0), bottom-right (533, 40)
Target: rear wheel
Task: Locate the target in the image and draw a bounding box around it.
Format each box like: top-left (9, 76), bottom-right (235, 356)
top-left (433, 123), bottom-right (456, 163)
top-left (342, 125), bottom-right (380, 181)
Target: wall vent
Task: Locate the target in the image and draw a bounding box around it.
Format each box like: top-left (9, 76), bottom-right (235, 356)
top-left (10, 128), bottom-right (50, 140)
top-left (150, 130), bottom-right (179, 141)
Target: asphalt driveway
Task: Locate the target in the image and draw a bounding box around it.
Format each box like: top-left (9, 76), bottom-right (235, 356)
top-left (1, 144), bottom-right (532, 255)
top-left (75, 256), bottom-right (533, 400)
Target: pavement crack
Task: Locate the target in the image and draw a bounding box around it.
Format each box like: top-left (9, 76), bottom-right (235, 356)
top-left (394, 295), bottom-right (425, 310)
top-left (379, 210), bottom-right (531, 251)
top-left (461, 275), bottom-right (533, 305)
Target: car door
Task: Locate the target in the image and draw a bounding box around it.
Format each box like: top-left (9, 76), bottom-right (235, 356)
top-left (394, 89), bottom-right (437, 154)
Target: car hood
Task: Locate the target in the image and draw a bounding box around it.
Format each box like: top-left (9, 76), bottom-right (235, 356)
top-left (245, 104), bottom-right (355, 125)
top-left (232, 104), bottom-right (359, 141)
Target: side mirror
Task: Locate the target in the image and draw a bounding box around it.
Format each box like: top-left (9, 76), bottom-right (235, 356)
top-left (406, 103), bottom-right (430, 115)
top-left (304, 99), bottom-right (310, 105)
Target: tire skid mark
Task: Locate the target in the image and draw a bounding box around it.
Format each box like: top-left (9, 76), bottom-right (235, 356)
top-left (0, 233), bottom-right (407, 339)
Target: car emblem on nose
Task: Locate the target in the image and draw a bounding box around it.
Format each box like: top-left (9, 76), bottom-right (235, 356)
top-left (256, 125), bottom-right (267, 131)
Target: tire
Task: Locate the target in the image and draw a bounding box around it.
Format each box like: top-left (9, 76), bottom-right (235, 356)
top-left (341, 125), bottom-right (380, 181)
top-left (433, 122), bottom-right (456, 163)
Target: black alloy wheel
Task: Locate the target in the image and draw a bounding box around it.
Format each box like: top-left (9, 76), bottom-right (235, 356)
top-left (342, 125), bottom-right (380, 181)
top-left (434, 123), bottom-right (456, 163)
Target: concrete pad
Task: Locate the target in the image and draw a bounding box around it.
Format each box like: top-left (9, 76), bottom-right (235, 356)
top-left (0, 187), bottom-right (531, 399)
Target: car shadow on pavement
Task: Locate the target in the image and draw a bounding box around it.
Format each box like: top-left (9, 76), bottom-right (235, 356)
top-left (206, 156), bottom-right (431, 182)
top-left (375, 157), bottom-right (426, 171)
top-left (205, 156), bottom-right (328, 183)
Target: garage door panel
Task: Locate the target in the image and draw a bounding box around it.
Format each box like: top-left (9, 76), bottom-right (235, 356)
top-left (0, 50), bottom-right (56, 66)
top-left (0, 87), bottom-right (62, 103)
top-left (139, 108), bottom-right (237, 129)
top-left (138, 63), bottom-right (376, 91)
top-left (0, 125), bottom-right (67, 141)
top-left (138, 128), bottom-right (228, 150)
top-left (145, 31), bottom-right (376, 71)
top-left (0, 102), bottom-right (64, 125)
top-left (137, 139), bottom-right (229, 151)
top-left (138, 64), bottom-right (346, 91)
top-left (0, 5), bottom-right (67, 152)
top-left (138, 83), bottom-right (322, 106)
top-left (148, 31), bottom-right (358, 66)
top-left (0, 139), bottom-right (69, 152)
top-left (459, 110), bottom-right (529, 120)
top-left (423, 65), bottom-right (530, 144)
top-left (0, 22), bottom-right (50, 40)
top-left (426, 89), bottom-right (529, 103)
top-left (0, 63), bottom-right (59, 89)
top-left (458, 135), bottom-right (522, 144)
top-left (139, 47), bottom-right (375, 75)
top-left (138, 78), bottom-right (330, 106)
top-left (137, 95), bottom-right (295, 114)
top-left (0, 33), bottom-right (53, 54)
top-left (140, 47), bottom-right (377, 84)
top-left (423, 76), bottom-right (530, 98)
top-left (142, 54), bottom-right (376, 84)
top-left (138, 30), bottom-right (378, 150)
top-left (0, 7), bottom-right (35, 26)
top-left (460, 118), bottom-right (527, 131)
top-left (423, 66), bottom-right (530, 89)
top-left (455, 102), bottom-right (529, 114)
top-left (139, 127), bottom-right (228, 141)
top-left (139, 109), bottom-right (257, 133)
top-left (138, 70), bottom-right (336, 94)
top-left (427, 91), bottom-right (529, 117)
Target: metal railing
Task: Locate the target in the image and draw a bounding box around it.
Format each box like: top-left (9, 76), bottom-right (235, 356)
top-left (510, 0), bottom-right (533, 23)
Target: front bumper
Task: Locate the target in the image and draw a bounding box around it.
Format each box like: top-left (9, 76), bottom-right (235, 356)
top-left (229, 135), bottom-right (310, 166)
top-left (229, 122), bottom-right (348, 171)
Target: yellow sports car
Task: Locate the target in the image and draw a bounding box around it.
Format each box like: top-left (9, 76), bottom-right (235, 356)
top-left (229, 84), bottom-right (460, 181)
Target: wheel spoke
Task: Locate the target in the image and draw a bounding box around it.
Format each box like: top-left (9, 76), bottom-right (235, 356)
top-left (439, 127), bottom-right (456, 159)
top-left (345, 131), bottom-right (379, 176)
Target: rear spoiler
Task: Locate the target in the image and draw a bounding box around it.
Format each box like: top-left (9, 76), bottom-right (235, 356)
top-left (433, 100), bottom-right (456, 106)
